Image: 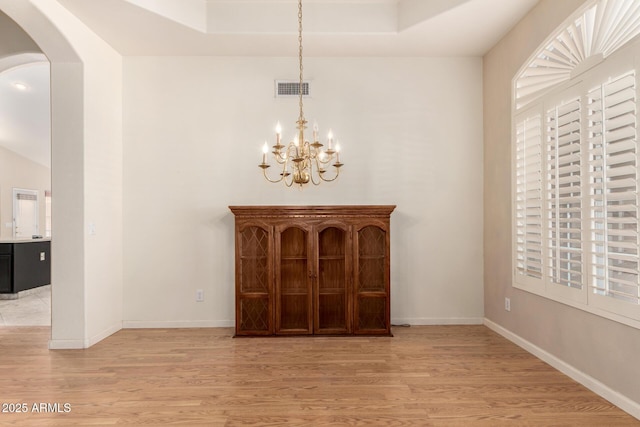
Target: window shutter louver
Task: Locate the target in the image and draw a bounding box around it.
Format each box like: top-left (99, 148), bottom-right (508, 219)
top-left (514, 0), bottom-right (640, 111)
top-left (516, 115), bottom-right (544, 280)
top-left (547, 99), bottom-right (583, 289)
top-left (588, 72), bottom-right (640, 305)
top-left (512, 0), bottom-right (640, 326)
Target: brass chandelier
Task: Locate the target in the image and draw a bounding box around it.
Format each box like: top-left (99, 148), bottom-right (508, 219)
top-left (259, 0), bottom-right (343, 187)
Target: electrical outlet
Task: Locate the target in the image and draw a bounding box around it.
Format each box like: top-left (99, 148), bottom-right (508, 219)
top-left (40, 252), bottom-right (45, 261)
top-left (505, 297), bottom-right (511, 312)
top-left (196, 289), bottom-right (204, 302)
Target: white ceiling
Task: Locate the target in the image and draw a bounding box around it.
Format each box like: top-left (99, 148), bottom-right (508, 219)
top-left (0, 54), bottom-right (50, 167)
top-left (58, 0), bottom-right (540, 56)
top-left (0, 0), bottom-right (539, 167)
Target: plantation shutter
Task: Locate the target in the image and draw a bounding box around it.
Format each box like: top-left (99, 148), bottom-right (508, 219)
top-left (547, 100), bottom-right (583, 289)
top-left (516, 115), bottom-right (543, 280)
top-left (588, 72), bottom-right (640, 305)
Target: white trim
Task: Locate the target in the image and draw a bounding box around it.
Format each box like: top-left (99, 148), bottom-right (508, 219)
top-left (484, 318), bottom-right (640, 421)
top-left (126, 318), bottom-right (484, 329)
top-left (12, 188), bottom-right (39, 239)
top-left (513, 283), bottom-right (640, 330)
top-left (0, 52), bottom-right (48, 74)
top-left (123, 320), bottom-right (234, 329)
top-left (513, 0), bottom-right (640, 111)
top-left (48, 339), bottom-right (85, 350)
top-left (391, 317), bottom-right (484, 326)
top-left (512, 35), bottom-right (640, 327)
top-left (512, 0), bottom-right (596, 112)
top-left (86, 323), bottom-right (122, 347)
top-left (48, 323), bottom-right (122, 349)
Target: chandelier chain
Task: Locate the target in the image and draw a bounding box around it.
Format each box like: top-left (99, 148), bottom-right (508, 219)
top-left (259, 0), bottom-right (343, 187)
top-left (298, 0), bottom-right (304, 123)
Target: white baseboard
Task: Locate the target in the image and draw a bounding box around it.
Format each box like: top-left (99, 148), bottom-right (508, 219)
top-left (86, 322), bottom-right (122, 347)
top-left (48, 339), bottom-right (85, 350)
top-left (49, 322), bottom-right (122, 349)
top-left (392, 317), bottom-right (484, 326)
top-left (124, 318), bottom-right (482, 329)
top-left (122, 320), bottom-right (234, 329)
top-left (484, 318), bottom-right (640, 421)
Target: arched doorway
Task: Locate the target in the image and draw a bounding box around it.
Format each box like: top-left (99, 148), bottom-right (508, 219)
top-left (0, 52), bottom-right (51, 326)
top-left (0, 1), bottom-right (125, 349)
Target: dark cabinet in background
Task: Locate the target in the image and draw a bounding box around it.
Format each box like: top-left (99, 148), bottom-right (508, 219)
top-left (0, 244), bottom-right (12, 293)
top-left (0, 240), bottom-right (51, 294)
top-left (230, 206), bottom-right (395, 336)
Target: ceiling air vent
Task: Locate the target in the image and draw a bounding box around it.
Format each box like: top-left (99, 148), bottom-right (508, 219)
top-left (275, 80), bottom-right (310, 98)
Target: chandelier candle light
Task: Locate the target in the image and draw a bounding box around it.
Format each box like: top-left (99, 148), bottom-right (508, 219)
top-left (259, 0), bottom-right (343, 187)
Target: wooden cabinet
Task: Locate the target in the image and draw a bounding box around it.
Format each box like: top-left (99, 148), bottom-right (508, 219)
top-left (315, 222), bottom-right (350, 334)
top-left (230, 205), bottom-right (395, 336)
top-left (235, 222), bottom-right (273, 335)
top-left (276, 223), bottom-right (312, 334)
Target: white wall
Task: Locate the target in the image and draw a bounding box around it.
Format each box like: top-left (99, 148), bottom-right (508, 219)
top-left (81, 31), bottom-right (123, 347)
top-left (484, 0), bottom-right (640, 413)
top-left (0, 9), bottom-right (39, 57)
top-left (123, 56), bottom-right (484, 326)
top-left (42, 0), bottom-right (124, 347)
top-left (2, 1), bottom-right (482, 346)
top-left (0, 146), bottom-right (50, 240)
top-left (0, 0), bottom-right (124, 348)
top-left (0, 11), bottom-right (49, 241)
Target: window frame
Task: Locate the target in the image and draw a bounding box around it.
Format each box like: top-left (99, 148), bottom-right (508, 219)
top-left (512, 33), bottom-right (640, 330)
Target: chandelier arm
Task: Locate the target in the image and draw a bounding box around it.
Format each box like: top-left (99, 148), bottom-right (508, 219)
top-left (281, 156), bottom-right (294, 186)
top-left (288, 144), bottom-right (299, 161)
top-left (274, 151), bottom-right (287, 164)
top-left (262, 153), bottom-right (295, 183)
top-left (317, 154), bottom-right (333, 165)
top-left (309, 156), bottom-right (322, 185)
top-left (284, 178), bottom-right (293, 187)
top-left (304, 144), bottom-right (320, 186)
top-left (319, 165), bottom-right (340, 182)
top-left (284, 170), bottom-right (295, 187)
top-left (262, 167), bottom-right (285, 183)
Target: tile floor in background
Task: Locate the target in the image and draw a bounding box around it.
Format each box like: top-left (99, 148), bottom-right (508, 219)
top-left (0, 285), bottom-right (51, 326)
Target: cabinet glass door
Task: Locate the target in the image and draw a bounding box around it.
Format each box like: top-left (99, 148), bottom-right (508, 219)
top-left (277, 226), bottom-right (312, 334)
top-left (237, 225), bottom-right (271, 335)
top-left (355, 225), bottom-right (389, 334)
top-left (316, 226), bottom-right (349, 334)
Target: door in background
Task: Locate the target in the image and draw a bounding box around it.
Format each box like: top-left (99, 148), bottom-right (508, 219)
top-left (13, 188), bottom-right (39, 239)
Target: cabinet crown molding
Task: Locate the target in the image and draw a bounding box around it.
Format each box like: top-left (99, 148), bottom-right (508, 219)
top-left (229, 205), bottom-right (396, 218)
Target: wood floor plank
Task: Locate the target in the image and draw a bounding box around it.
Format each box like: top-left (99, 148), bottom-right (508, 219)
top-left (0, 325), bottom-right (637, 426)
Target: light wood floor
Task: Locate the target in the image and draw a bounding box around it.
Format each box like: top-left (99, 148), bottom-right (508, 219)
top-left (0, 325), bottom-right (637, 426)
